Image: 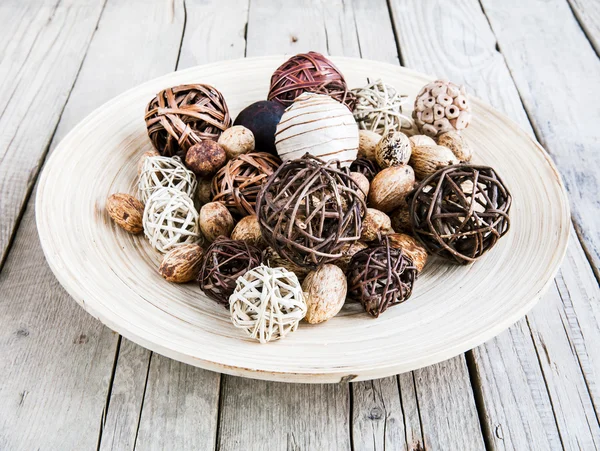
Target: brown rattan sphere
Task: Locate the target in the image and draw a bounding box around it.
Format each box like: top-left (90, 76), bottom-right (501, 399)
top-left (145, 84), bottom-right (232, 158)
top-left (211, 152), bottom-right (282, 217)
top-left (409, 164), bottom-right (511, 264)
top-left (256, 154), bottom-right (366, 268)
top-left (268, 52), bottom-right (355, 110)
top-left (347, 236), bottom-right (417, 317)
top-left (349, 157), bottom-right (380, 181)
top-left (198, 237), bottom-right (262, 306)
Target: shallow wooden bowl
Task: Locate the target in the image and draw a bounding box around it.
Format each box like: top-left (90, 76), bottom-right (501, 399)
top-left (36, 56), bottom-right (569, 383)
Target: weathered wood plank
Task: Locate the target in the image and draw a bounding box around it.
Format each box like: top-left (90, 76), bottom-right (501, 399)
top-left (0, 0), bottom-right (106, 269)
top-left (566, 0), bottom-right (600, 56)
top-left (480, 0), bottom-right (600, 278)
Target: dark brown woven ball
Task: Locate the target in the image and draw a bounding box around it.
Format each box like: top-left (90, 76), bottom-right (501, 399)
top-left (409, 164), bottom-right (511, 264)
top-left (256, 154), bottom-right (366, 268)
top-left (349, 157), bottom-right (380, 181)
top-left (198, 237), bottom-right (262, 306)
top-left (268, 52), bottom-right (355, 110)
top-left (145, 84), bottom-right (232, 158)
top-left (211, 152), bottom-right (281, 217)
top-left (347, 236), bottom-right (417, 317)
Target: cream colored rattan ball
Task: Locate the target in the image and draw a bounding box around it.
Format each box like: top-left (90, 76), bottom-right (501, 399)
top-left (229, 265), bottom-right (307, 343)
top-left (352, 79), bottom-right (418, 135)
top-left (143, 187), bottom-right (201, 253)
top-left (138, 155), bottom-right (197, 203)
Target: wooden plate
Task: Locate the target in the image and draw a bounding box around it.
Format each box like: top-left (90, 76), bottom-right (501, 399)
top-left (36, 56), bottom-right (569, 383)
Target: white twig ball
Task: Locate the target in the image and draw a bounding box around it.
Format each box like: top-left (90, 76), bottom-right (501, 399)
top-left (143, 187), bottom-right (201, 253)
top-left (138, 155), bottom-right (197, 203)
top-left (229, 265), bottom-right (306, 343)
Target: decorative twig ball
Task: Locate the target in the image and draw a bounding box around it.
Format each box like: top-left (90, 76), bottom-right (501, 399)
top-left (275, 93), bottom-right (359, 167)
top-left (334, 241), bottom-right (368, 273)
top-left (412, 80), bottom-right (471, 137)
top-left (268, 51), bottom-right (354, 109)
top-left (229, 265), bottom-right (306, 343)
top-left (218, 125), bottom-right (255, 159)
top-left (137, 149), bottom-right (160, 175)
top-left (262, 246), bottom-right (311, 281)
top-left (138, 155), bottom-right (197, 203)
top-left (348, 236), bottom-right (418, 317)
top-left (350, 157), bottom-right (380, 181)
top-left (106, 193), bottom-right (145, 234)
top-left (234, 101), bottom-right (286, 155)
top-left (352, 79), bottom-right (417, 135)
top-left (211, 152), bottom-right (282, 217)
top-left (145, 84), bottom-right (231, 158)
top-left (256, 154), bottom-right (366, 268)
top-left (199, 237), bottom-right (262, 306)
top-left (375, 131), bottom-right (412, 168)
top-left (185, 140), bottom-right (227, 176)
top-left (302, 264), bottom-right (347, 324)
top-left (410, 164), bottom-right (512, 264)
top-left (143, 187), bottom-right (201, 253)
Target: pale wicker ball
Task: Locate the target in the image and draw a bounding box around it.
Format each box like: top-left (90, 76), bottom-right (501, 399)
top-left (143, 187), bottom-right (201, 253)
top-left (229, 265), bottom-right (306, 343)
top-left (352, 79), bottom-right (418, 136)
top-left (138, 155), bottom-right (197, 203)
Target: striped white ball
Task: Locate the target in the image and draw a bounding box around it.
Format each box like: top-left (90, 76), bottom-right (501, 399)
top-left (275, 93), bottom-right (359, 167)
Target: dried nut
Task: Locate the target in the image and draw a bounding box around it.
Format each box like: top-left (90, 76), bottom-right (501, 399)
top-left (199, 202), bottom-right (234, 242)
top-left (410, 145), bottom-right (459, 179)
top-left (437, 131), bottom-right (472, 162)
top-left (137, 149), bottom-right (160, 175)
top-left (231, 215), bottom-right (264, 248)
top-left (302, 264), bottom-right (347, 324)
top-left (361, 208), bottom-right (393, 241)
top-left (218, 125), bottom-right (255, 160)
top-left (368, 165), bottom-right (415, 212)
top-left (376, 131), bottom-right (411, 168)
top-left (358, 130), bottom-right (381, 161)
top-left (106, 193), bottom-right (144, 234)
top-left (185, 141), bottom-right (226, 176)
top-left (390, 201), bottom-right (412, 234)
top-left (196, 176), bottom-right (213, 205)
top-left (350, 171), bottom-right (370, 199)
top-left (409, 135), bottom-right (436, 148)
top-left (387, 233), bottom-right (428, 272)
top-left (158, 243), bottom-right (204, 283)
top-left (335, 241), bottom-right (369, 272)
top-left (263, 247), bottom-right (310, 281)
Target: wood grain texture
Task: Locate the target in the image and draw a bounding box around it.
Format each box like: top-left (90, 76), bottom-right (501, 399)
top-left (480, 0), bottom-right (600, 278)
top-left (0, 0), bottom-right (106, 268)
top-left (567, 0), bottom-right (600, 55)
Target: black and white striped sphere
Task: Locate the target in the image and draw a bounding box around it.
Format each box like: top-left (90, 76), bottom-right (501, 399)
top-left (275, 93), bottom-right (359, 167)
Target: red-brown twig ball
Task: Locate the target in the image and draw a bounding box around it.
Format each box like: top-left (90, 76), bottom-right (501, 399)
top-left (145, 84), bottom-right (231, 158)
top-left (186, 140), bottom-right (227, 176)
top-left (198, 237), bottom-right (262, 306)
top-left (410, 164), bottom-right (511, 264)
top-left (256, 154), bottom-right (366, 268)
top-left (347, 236), bottom-right (417, 317)
top-left (268, 52), bottom-right (355, 110)
top-left (211, 152), bottom-right (281, 217)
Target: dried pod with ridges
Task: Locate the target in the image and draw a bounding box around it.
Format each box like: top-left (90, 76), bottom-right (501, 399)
top-left (231, 215), bottom-right (264, 248)
top-left (409, 135), bottom-right (436, 148)
top-left (106, 193), bottom-right (144, 234)
top-left (437, 131), bottom-right (472, 162)
top-left (185, 140), bottom-right (227, 176)
top-left (361, 208), bottom-right (393, 242)
top-left (199, 202), bottom-right (235, 242)
top-left (137, 149), bottom-right (160, 175)
top-left (334, 241), bottom-right (369, 273)
top-left (410, 145), bottom-right (459, 180)
top-left (368, 165), bottom-right (415, 212)
top-left (376, 131), bottom-right (412, 168)
top-left (159, 244), bottom-right (204, 283)
top-left (387, 233), bottom-right (428, 272)
top-left (350, 172), bottom-right (370, 199)
top-left (358, 130), bottom-right (381, 161)
top-left (302, 264), bottom-right (347, 324)
top-left (218, 125), bottom-right (255, 160)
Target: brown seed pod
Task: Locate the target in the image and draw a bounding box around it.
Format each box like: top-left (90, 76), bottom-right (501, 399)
top-left (368, 165), bottom-right (415, 212)
top-left (185, 140), bottom-right (227, 176)
top-left (196, 176), bottom-right (213, 205)
top-left (361, 208), bottom-right (393, 242)
top-left (334, 241), bottom-right (369, 273)
top-left (410, 145), bottom-right (459, 180)
top-left (137, 149), bottom-right (160, 175)
top-left (218, 125), bottom-right (255, 160)
top-left (261, 246), bottom-right (311, 281)
top-left (437, 131), bottom-right (472, 162)
top-left (106, 193), bottom-right (144, 234)
top-left (358, 130), bottom-right (381, 161)
top-left (302, 264), bottom-right (347, 324)
top-left (350, 171), bottom-right (370, 199)
top-left (409, 134), bottom-right (436, 148)
top-left (375, 131), bottom-right (412, 168)
top-left (231, 215), bottom-right (264, 248)
top-left (199, 202), bottom-right (235, 242)
top-left (387, 233), bottom-right (428, 272)
top-left (389, 199), bottom-right (412, 234)
top-left (159, 244), bottom-right (205, 283)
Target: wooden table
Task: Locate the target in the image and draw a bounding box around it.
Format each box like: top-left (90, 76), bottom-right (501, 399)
top-left (1, 1), bottom-right (598, 449)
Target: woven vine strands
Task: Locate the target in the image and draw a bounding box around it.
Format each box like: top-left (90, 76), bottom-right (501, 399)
top-left (138, 155), bottom-right (197, 203)
top-left (410, 164), bottom-right (512, 264)
top-left (145, 84), bottom-right (232, 158)
top-left (268, 51), bottom-right (355, 109)
top-left (256, 154), bottom-right (366, 268)
top-left (349, 157), bottom-right (380, 181)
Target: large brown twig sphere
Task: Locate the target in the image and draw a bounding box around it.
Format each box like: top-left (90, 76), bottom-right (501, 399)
top-left (347, 236), bottom-right (417, 317)
top-left (145, 84), bottom-right (232, 158)
top-left (256, 154), bottom-right (366, 268)
top-left (198, 237), bottom-right (262, 306)
top-left (211, 152), bottom-right (281, 217)
top-left (268, 52), bottom-right (355, 109)
top-left (410, 164), bottom-right (511, 264)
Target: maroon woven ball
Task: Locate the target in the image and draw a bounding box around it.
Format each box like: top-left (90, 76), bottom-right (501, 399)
top-left (268, 52), bottom-right (355, 109)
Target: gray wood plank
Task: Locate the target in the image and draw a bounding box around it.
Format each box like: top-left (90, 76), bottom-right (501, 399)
top-left (567, 0), bottom-right (600, 56)
top-left (480, 0), bottom-right (600, 278)
top-left (0, 0), bottom-right (106, 269)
